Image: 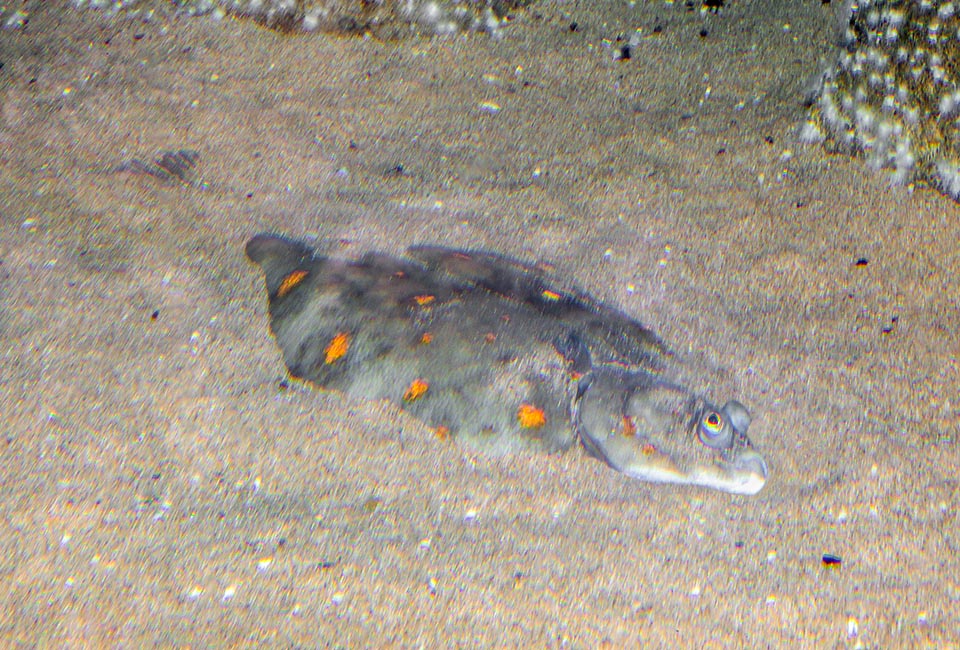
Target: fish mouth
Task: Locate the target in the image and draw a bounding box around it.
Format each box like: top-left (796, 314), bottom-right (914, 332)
top-left (685, 449), bottom-right (768, 496)
top-left (610, 446), bottom-right (768, 496)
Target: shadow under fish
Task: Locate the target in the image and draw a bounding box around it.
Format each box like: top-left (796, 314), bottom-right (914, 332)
top-left (246, 233), bottom-right (768, 495)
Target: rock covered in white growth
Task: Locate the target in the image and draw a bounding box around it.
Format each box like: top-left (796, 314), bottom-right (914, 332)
top-left (69, 0), bottom-right (525, 37)
top-left (806, 0), bottom-right (960, 201)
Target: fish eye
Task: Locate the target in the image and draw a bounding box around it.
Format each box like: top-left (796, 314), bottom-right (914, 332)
top-left (697, 410), bottom-right (733, 449)
top-left (703, 412), bottom-right (722, 434)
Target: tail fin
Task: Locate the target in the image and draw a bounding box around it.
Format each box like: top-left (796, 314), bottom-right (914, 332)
top-left (245, 233), bottom-right (316, 298)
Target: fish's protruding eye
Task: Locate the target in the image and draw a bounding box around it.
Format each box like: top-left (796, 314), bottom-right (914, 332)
top-left (703, 412), bottom-right (722, 435)
top-left (697, 410), bottom-right (733, 449)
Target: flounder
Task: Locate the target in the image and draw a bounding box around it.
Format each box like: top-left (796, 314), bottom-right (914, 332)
top-left (246, 233), bottom-right (768, 495)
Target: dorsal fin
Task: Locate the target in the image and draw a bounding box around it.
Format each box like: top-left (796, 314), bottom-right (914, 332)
top-left (408, 245), bottom-right (669, 370)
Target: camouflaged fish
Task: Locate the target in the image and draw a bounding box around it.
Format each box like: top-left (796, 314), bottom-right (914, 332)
top-left (246, 233), bottom-right (768, 495)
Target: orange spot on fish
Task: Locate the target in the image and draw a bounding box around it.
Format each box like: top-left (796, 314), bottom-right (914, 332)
top-left (621, 416), bottom-right (637, 438)
top-left (484, 332), bottom-right (496, 343)
top-left (276, 269), bottom-right (308, 298)
top-left (324, 332), bottom-right (350, 364)
top-left (403, 378), bottom-right (429, 402)
top-left (642, 443), bottom-right (656, 456)
top-left (541, 289), bottom-right (561, 301)
top-left (414, 294), bottom-right (435, 306)
top-left (420, 332), bottom-right (433, 344)
top-left (517, 403), bottom-right (546, 429)
top-left (435, 425), bottom-right (450, 441)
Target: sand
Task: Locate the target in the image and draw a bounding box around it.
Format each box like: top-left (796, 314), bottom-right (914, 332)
top-left (0, 0), bottom-right (957, 646)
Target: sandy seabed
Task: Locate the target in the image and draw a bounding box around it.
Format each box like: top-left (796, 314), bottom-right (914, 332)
top-left (0, 0), bottom-right (958, 646)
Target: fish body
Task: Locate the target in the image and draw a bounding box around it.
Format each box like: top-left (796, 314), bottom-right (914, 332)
top-left (247, 234), bottom-right (767, 495)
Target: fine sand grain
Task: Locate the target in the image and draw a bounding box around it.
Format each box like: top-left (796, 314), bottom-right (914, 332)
top-left (0, 0), bottom-right (957, 645)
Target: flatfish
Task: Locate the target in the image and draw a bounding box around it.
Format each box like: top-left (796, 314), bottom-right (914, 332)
top-left (246, 233), bottom-right (767, 495)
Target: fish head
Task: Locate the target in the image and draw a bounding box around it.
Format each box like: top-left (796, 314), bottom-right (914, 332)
top-left (576, 367), bottom-right (768, 495)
